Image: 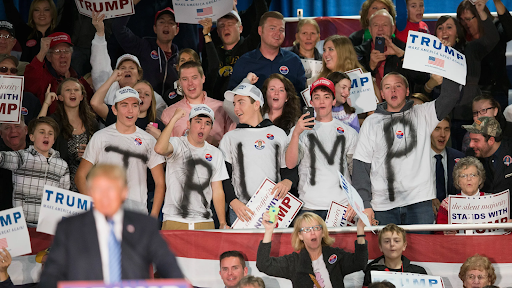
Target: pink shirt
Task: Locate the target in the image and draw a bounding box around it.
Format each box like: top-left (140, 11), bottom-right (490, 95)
top-left (160, 94), bottom-right (235, 146)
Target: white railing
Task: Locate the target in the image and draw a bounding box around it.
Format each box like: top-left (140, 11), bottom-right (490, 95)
top-left (283, 12), bottom-right (503, 22)
top-left (201, 223), bottom-right (512, 233)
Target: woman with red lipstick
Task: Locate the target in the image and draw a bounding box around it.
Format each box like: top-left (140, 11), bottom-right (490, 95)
top-left (38, 78), bottom-right (98, 192)
top-left (435, 156), bottom-right (487, 234)
top-left (257, 211), bottom-right (368, 288)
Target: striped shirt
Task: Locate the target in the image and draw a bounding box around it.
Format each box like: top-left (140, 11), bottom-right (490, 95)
top-left (0, 146), bottom-right (70, 225)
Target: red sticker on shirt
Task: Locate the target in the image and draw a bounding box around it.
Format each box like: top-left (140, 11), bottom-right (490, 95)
top-left (134, 138), bottom-right (142, 146)
top-left (336, 127), bottom-right (344, 134)
top-left (205, 154), bottom-right (212, 161)
top-left (26, 39), bottom-right (37, 47)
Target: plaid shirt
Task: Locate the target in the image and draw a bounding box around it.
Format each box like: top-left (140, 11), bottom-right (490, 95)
top-left (0, 146), bottom-right (70, 225)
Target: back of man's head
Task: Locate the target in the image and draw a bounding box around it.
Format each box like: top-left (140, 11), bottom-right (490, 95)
top-left (239, 275), bottom-right (265, 288)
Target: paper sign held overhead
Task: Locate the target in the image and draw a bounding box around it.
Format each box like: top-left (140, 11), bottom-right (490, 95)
top-left (0, 207), bottom-right (31, 257)
top-left (344, 71), bottom-right (378, 114)
top-left (0, 75), bottom-right (24, 124)
top-left (37, 186), bottom-right (93, 235)
top-left (403, 31), bottom-right (466, 85)
top-left (74, 0), bottom-right (135, 19)
top-left (232, 178), bottom-right (303, 229)
top-left (172, 0), bottom-right (233, 24)
top-left (325, 201), bottom-right (356, 227)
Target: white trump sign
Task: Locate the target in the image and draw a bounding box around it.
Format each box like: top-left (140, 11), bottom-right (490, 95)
top-left (173, 0), bottom-right (232, 24)
top-left (371, 271), bottom-right (445, 288)
top-left (232, 178), bottom-right (303, 229)
top-left (0, 207), bottom-right (31, 257)
top-left (403, 31), bottom-right (467, 85)
top-left (74, 0), bottom-right (134, 19)
top-left (37, 186), bottom-right (93, 235)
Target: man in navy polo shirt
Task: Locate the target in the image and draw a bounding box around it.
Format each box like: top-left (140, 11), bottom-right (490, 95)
top-left (227, 12), bottom-right (306, 105)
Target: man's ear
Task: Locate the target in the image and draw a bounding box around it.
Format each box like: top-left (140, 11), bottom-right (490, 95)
top-left (112, 104), bottom-right (118, 116)
top-left (258, 26), bottom-right (262, 36)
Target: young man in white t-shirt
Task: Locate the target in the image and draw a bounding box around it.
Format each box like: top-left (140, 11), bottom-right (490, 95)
top-left (220, 82), bottom-right (296, 224)
top-left (286, 77), bottom-right (358, 220)
top-left (155, 104), bottom-right (229, 229)
top-left (75, 87), bottom-right (166, 217)
top-left (353, 72), bottom-right (460, 227)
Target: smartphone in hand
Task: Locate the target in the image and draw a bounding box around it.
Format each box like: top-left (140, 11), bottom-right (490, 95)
top-left (303, 107), bottom-right (315, 128)
top-left (375, 36), bottom-right (385, 53)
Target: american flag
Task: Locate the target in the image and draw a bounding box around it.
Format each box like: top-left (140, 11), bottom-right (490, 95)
top-left (197, 7), bottom-right (213, 16)
top-left (428, 56), bottom-right (445, 68)
top-left (0, 238), bottom-right (7, 249)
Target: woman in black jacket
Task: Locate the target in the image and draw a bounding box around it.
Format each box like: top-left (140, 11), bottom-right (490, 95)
top-left (257, 211), bottom-right (368, 288)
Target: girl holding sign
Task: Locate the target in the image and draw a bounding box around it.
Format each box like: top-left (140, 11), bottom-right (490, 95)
top-left (38, 79), bottom-right (98, 192)
top-left (257, 211), bottom-right (368, 288)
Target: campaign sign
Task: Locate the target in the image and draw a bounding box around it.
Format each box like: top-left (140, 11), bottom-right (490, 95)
top-left (0, 207), bottom-right (31, 257)
top-left (325, 201), bottom-right (356, 227)
top-left (232, 178), bottom-right (303, 229)
top-left (345, 71), bottom-right (378, 114)
top-left (58, 279), bottom-right (192, 288)
top-left (37, 186), bottom-right (93, 235)
top-left (338, 172), bottom-right (374, 231)
top-left (448, 190), bottom-right (509, 235)
top-left (403, 31), bottom-right (467, 85)
top-left (173, 0), bottom-right (232, 24)
top-left (301, 59), bottom-right (323, 81)
top-left (74, 0), bottom-right (134, 19)
top-left (0, 75), bottom-right (24, 124)
top-left (371, 271), bottom-right (444, 288)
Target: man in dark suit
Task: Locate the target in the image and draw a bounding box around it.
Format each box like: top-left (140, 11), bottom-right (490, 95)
top-left (40, 164), bottom-right (184, 287)
top-left (431, 116), bottom-right (464, 217)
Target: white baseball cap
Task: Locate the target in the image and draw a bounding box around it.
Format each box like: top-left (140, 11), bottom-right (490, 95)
top-left (220, 10), bottom-right (242, 24)
top-left (114, 87), bottom-right (141, 104)
top-left (116, 54), bottom-right (141, 69)
top-left (224, 83), bottom-right (264, 107)
top-left (189, 104), bottom-right (215, 122)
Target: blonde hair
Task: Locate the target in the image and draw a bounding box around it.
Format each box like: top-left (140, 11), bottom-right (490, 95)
top-left (134, 80), bottom-right (157, 123)
top-left (293, 19), bottom-right (320, 46)
top-left (292, 212), bottom-right (334, 251)
top-left (28, 0), bottom-right (57, 37)
top-left (318, 35), bottom-right (365, 79)
top-left (378, 223), bottom-right (406, 246)
top-left (458, 254), bottom-right (496, 285)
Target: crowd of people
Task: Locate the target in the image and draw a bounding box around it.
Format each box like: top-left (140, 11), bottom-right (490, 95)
top-left (0, 0), bottom-right (511, 286)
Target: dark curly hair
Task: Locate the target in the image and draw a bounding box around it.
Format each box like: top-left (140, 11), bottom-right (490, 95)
top-left (261, 74), bottom-right (301, 134)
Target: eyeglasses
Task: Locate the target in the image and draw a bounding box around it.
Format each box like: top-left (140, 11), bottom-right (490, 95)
top-left (300, 225), bottom-right (322, 233)
top-left (459, 173), bottom-right (478, 179)
top-left (466, 273), bottom-right (487, 281)
top-left (461, 15), bottom-right (476, 23)
top-left (0, 66), bottom-right (18, 74)
top-left (50, 49), bottom-right (72, 55)
top-left (472, 107), bottom-right (495, 117)
top-left (0, 34), bottom-right (13, 40)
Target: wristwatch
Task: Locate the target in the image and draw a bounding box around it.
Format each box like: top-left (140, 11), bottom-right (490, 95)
top-left (204, 32), bottom-right (211, 37)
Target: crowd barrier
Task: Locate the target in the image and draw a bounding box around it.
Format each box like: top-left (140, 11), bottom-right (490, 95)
top-left (9, 224), bottom-right (512, 288)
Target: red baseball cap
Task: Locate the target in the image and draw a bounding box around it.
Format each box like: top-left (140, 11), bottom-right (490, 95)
top-left (154, 7), bottom-right (177, 25)
top-left (48, 32), bottom-right (73, 48)
top-left (311, 77), bottom-right (335, 95)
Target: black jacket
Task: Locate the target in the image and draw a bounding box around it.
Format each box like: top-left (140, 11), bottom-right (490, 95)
top-left (363, 255), bottom-right (427, 286)
top-left (257, 240), bottom-right (368, 288)
top-left (478, 137), bottom-right (512, 195)
top-left (354, 37), bottom-right (429, 92)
